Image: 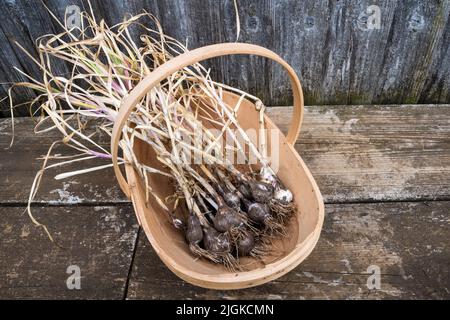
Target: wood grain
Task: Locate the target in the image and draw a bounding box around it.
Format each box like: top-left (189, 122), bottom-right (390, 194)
top-left (0, 117), bottom-right (126, 205)
top-left (1, 0), bottom-right (449, 116)
top-left (0, 205), bottom-right (139, 299)
top-left (1, 104), bottom-right (449, 204)
top-left (126, 201), bottom-right (450, 299)
top-left (0, 103), bottom-right (449, 298)
top-left (268, 104), bottom-right (450, 203)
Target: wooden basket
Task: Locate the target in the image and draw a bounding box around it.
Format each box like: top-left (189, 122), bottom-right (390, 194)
top-left (110, 43), bottom-right (324, 289)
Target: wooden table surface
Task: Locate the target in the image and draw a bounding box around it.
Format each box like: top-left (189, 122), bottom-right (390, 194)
top-left (1, 104), bottom-right (449, 299)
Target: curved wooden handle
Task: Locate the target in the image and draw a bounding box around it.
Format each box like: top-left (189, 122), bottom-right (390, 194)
top-left (111, 43), bottom-right (304, 198)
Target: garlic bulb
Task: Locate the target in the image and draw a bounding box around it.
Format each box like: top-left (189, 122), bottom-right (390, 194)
top-left (260, 166), bottom-right (277, 185)
top-left (274, 188), bottom-right (293, 203)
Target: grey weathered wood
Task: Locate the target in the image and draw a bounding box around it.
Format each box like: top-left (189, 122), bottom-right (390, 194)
top-left (1, 104), bottom-right (449, 204)
top-left (0, 205), bottom-right (139, 299)
top-left (126, 201), bottom-right (450, 299)
top-left (268, 104), bottom-right (450, 203)
top-left (0, 102), bottom-right (449, 299)
top-left (0, 118), bottom-right (126, 205)
top-left (1, 0), bottom-right (449, 116)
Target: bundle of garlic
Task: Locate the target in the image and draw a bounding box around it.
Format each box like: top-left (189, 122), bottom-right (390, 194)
top-left (10, 7), bottom-right (296, 270)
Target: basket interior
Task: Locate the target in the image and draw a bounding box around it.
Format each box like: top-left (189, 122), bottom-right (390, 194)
top-left (128, 92), bottom-right (320, 275)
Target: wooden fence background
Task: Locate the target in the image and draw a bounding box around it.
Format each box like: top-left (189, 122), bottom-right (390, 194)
top-left (0, 0), bottom-right (449, 116)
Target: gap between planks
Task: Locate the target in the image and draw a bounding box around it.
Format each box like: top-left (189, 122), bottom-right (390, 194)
top-left (1, 104), bottom-right (449, 205)
top-left (122, 227), bottom-right (141, 300)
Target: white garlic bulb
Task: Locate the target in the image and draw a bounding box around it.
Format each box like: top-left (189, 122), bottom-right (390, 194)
top-left (260, 167), bottom-right (277, 185)
top-left (274, 188), bottom-right (293, 203)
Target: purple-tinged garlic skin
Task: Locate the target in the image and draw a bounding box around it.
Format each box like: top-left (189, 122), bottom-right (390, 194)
top-left (223, 191), bottom-right (241, 209)
top-left (238, 184), bottom-right (253, 200)
top-left (203, 227), bottom-right (231, 253)
top-left (247, 202), bottom-right (271, 224)
top-left (172, 218), bottom-right (184, 229)
top-left (214, 206), bottom-right (244, 232)
top-left (237, 231), bottom-right (255, 256)
top-left (260, 167), bottom-right (277, 185)
top-left (249, 181), bottom-right (273, 203)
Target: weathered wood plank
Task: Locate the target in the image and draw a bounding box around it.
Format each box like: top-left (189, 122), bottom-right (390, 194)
top-left (1, 0), bottom-right (449, 116)
top-left (126, 201), bottom-right (450, 299)
top-left (0, 205), bottom-right (139, 299)
top-left (268, 104), bottom-right (450, 203)
top-left (1, 104), bottom-right (449, 204)
top-left (0, 118), bottom-right (126, 205)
